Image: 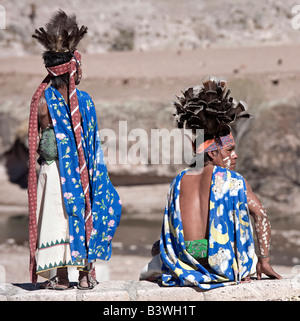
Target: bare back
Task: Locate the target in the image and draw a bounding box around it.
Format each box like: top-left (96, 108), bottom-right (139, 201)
top-left (179, 165), bottom-right (214, 241)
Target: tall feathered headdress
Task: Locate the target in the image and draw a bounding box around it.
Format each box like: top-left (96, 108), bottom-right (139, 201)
top-left (32, 9), bottom-right (87, 52)
top-left (173, 76), bottom-right (252, 136)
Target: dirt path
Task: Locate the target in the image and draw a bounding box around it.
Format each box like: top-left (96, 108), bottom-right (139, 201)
top-left (1, 44), bottom-right (300, 105)
top-left (1, 44), bottom-right (299, 77)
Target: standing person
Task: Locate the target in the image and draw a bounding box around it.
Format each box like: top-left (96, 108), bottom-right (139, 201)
top-left (28, 10), bottom-right (122, 289)
top-left (140, 77), bottom-right (281, 289)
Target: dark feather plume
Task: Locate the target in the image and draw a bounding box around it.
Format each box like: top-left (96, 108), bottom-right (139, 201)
top-left (173, 76), bottom-right (252, 136)
top-left (32, 10), bottom-right (87, 52)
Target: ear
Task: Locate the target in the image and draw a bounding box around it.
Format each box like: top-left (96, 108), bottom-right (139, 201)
top-left (207, 151), bottom-right (217, 160)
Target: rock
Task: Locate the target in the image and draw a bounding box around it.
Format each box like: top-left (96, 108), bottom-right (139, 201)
top-left (0, 111), bottom-right (19, 156)
top-left (237, 100), bottom-right (300, 224)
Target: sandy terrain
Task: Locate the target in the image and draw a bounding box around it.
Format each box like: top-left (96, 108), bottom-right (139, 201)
top-left (1, 44), bottom-right (300, 104)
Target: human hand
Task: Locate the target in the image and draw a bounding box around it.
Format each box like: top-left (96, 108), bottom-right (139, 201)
top-left (256, 257), bottom-right (282, 280)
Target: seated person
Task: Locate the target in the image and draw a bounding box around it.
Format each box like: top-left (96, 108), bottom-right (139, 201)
top-left (140, 77), bottom-right (281, 290)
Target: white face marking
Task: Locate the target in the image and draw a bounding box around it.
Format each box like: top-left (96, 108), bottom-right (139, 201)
top-left (222, 156), bottom-right (231, 170)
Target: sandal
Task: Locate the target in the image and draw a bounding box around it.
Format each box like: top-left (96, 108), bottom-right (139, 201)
top-left (39, 276), bottom-right (70, 290)
top-left (77, 272), bottom-right (98, 290)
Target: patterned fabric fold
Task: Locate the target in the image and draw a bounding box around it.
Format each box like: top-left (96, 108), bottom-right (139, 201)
top-left (45, 86), bottom-right (122, 264)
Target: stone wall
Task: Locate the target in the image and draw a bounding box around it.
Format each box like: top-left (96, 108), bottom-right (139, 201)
top-left (0, 274), bottom-right (299, 301)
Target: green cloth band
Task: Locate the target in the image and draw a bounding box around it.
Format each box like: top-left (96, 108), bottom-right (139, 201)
top-left (184, 239), bottom-right (208, 260)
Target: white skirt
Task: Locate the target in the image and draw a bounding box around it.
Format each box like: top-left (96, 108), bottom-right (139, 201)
top-left (35, 161), bottom-right (85, 280)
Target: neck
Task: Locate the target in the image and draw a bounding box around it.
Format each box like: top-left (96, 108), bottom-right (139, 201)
top-left (57, 86), bottom-right (69, 103)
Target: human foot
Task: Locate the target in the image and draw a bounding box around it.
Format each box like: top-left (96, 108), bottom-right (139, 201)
top-left (39, 276), bottom-right (70, 290)
top-left (77, 271), bottom-right (97, 290)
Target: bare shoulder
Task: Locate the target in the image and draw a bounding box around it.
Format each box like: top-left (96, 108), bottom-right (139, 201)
top-left (181, 166), bottom-right (214, 196)
top-left (243, 177), bottom-right (264, 213)
top-left (38, 92), bottom-right (47, 116)
top-left (201, 165), bottom-right (214, 182)
top-left (243, 177), bottom-right (254, 194)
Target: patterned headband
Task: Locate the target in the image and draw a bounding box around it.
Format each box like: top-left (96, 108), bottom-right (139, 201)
top-left (46, 50), bottom-right (81, 77)
top-left (27, 50), bottom-right (93, 284)
top-left (196, 132), bottom-right (235, 154)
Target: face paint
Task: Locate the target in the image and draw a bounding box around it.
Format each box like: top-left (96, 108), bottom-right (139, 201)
top-left (222, 156), bottom-right (231, 170)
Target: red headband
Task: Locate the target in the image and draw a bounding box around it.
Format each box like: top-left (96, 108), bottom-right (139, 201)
top-left (196, 132), bottom-right (235, 154)
top-left (46, 50), bottom-right (81, 77)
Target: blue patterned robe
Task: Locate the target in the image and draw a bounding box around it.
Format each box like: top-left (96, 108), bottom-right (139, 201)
top-left (160, 166), bottom-right (256, 290)
top-left (45, 86), bottom-right (121, 264)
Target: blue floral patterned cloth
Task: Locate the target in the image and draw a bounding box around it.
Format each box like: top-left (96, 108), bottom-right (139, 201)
top-left (45, 86), bottom-right (122, 264)
top-left (159, 166), bottom-right (255, 289)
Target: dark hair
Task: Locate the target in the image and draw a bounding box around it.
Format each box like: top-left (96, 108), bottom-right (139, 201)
top-left (43, 51), bottom-right (73, 89)
top-left (189, 151), bottom-right (218, 168)
top-left (189, 129), bottom-right (230, 168)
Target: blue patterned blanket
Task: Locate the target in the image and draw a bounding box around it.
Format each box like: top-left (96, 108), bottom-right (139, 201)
top-left (45, 86), bottom-right (121, 263)
top-left (160, 166), bottom-right (256, 289)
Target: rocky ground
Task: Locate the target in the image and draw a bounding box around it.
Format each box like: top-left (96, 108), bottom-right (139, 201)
top-left (1, 0), bottom-right (300, 56)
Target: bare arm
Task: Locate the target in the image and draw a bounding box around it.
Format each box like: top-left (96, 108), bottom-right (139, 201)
top-left (245, 180), bottom-right (282, 280)
top-left (38, 93), bottom-right (52, 130)
top-left (245, 181), bottom-right (271, 258)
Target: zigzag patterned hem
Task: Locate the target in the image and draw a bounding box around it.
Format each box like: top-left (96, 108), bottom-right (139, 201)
top-left (36, 259), bottom-right (85, 275)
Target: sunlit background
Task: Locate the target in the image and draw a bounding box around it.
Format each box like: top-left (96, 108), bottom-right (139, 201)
top-left (0, 0), bottom-right (299, 283)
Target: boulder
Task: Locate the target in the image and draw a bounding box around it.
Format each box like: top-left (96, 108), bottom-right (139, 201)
top-left (237, 100), bottom-right (300, 225)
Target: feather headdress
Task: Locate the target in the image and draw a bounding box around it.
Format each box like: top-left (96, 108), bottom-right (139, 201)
top-left (32, 10), bottom-right (87, 53)
top-left (173, 76), bottom-right (252, 136)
